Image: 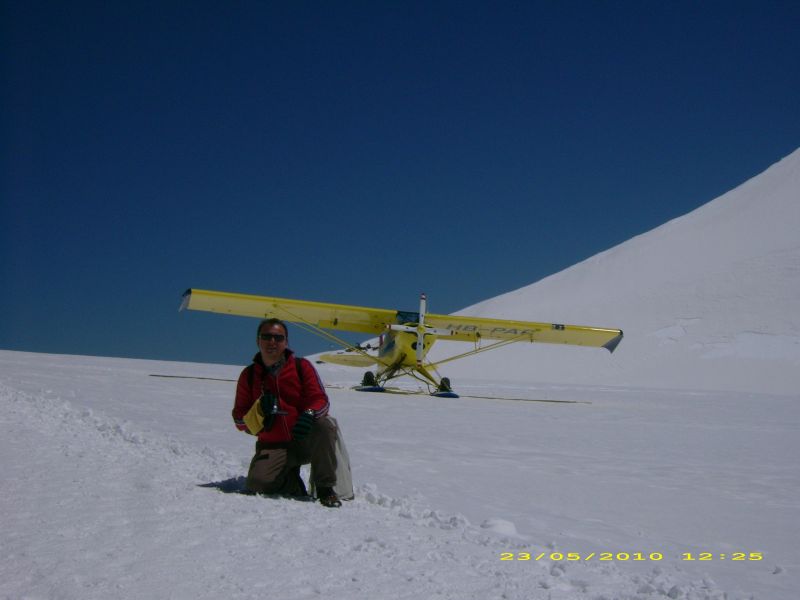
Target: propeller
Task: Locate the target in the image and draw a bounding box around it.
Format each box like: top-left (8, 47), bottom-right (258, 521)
top-left (386, 293), bottom-right (455, 367)
top-left (416, 293), bottom-right (427, 366)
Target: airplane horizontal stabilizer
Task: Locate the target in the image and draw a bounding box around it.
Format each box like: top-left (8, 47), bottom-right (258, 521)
top-left (318, 353), bottom-right (380, 367)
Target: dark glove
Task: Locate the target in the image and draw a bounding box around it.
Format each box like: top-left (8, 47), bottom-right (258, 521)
top-left (292, 410), bottom-right (315, 441)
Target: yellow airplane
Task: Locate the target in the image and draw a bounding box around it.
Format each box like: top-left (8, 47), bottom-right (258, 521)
top-left (180, 288), bottom-right (623, 398)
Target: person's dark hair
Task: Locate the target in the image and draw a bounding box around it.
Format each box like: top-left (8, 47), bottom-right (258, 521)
top-left (257, 318), bottom-right (289, 339)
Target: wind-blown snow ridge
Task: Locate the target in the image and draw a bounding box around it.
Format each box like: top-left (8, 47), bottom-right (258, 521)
top-left (1, 378), bottom-right (736, 600)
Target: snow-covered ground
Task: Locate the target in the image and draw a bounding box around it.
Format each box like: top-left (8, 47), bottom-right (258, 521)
top-left (1, 350), bottom-right (796, 599)
top-left (3, 149), bottom-right (799, 598)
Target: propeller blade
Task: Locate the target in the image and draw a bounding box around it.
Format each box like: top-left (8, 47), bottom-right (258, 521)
top-left (416, 293), bottom-right (427, 366)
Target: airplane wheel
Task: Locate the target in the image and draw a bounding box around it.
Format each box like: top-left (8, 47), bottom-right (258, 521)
top-left (438, 377), bottom-right (452, 392)
top-left (362, 371), bottom-right (377, 387)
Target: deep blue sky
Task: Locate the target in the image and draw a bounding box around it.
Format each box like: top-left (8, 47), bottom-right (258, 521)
top-left (2, 0), bottom-right (799, 365)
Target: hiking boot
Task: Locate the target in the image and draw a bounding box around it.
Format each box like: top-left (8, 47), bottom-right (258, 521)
top-left (317, 487), bottom-right (342, 508)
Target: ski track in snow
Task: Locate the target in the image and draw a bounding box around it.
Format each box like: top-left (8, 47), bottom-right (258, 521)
top-left (2, 380), bottom-right (739, 600)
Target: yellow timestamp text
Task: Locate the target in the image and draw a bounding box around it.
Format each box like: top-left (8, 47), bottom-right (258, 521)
top-left (501, 552), bottom-right (666, 562)
top-left (500, 551), bottom-right (763, 562)
top-left (682, 552), bottom-right (763, 561)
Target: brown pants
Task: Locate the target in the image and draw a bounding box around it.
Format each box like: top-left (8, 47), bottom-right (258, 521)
top-left (246, 416), bottom-right (338, 494)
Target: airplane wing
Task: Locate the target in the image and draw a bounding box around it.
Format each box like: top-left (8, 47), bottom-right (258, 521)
top-left (424, 313), bottom-right (623, 352)
top-left (181, 288), bottom-right (622, 352)
top-left (180, 288), bottom-right (396, 335)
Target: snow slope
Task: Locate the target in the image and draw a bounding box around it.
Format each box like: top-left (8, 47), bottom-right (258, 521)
top-left (438, 148), bottom-right (800, 395)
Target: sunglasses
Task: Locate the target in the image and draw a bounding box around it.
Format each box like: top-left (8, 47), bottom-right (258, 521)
top-left (258, 333), bottom-right (286, 342)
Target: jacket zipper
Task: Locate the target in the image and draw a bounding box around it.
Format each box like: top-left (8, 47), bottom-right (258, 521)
top-left (274, 370), bottom-right (291, 440)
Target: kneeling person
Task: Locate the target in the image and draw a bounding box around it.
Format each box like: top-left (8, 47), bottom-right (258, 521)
top-left (233, 318), bottom-right (351, 508)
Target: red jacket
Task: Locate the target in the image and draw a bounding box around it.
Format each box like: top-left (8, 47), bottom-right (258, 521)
top-left (232, 350), bottom-right (330, 443)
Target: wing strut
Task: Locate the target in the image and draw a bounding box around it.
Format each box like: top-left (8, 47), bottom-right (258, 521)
top-left (426, 334), bottom-right (530, 369)
top-left (276, 303), bottom-right (393, 369)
